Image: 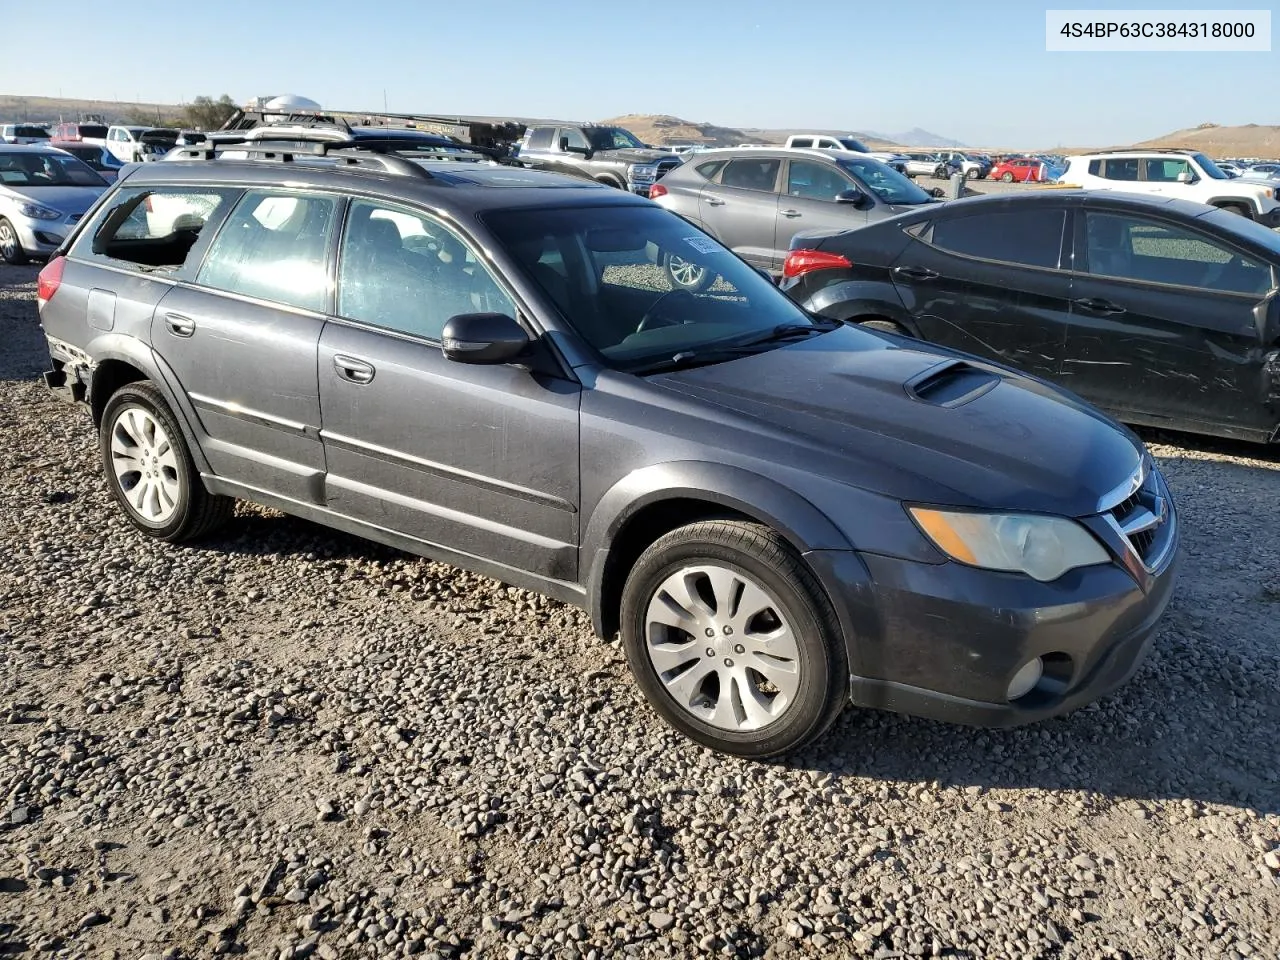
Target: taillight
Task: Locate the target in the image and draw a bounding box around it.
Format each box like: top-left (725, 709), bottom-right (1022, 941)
top-left (783, 249), bottom-right (852, 279)
top-left (37, 255), bottom-right (66, 306)
top-left (648, 183), bottom-right (668, 200)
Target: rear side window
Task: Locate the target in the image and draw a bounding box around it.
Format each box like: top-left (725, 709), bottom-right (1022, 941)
top-left (196, 191), bottom-right (336, 312)
top-left (791, 138), bottom-right (813, 148)
top-left (720, 158), bottom-right (781, 192)
top-left (80, 186), bottom-right (232, 270)
top-left (525, 127), bottom-right (553, 150)
top-left (1101, 158), bottom-right (1139, 181)
top-left (694, 159), bottom-right (727, 181)
top-left (929, 210), bottom-right (1065, 269)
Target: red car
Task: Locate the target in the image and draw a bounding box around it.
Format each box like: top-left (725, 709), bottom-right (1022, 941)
top-left (990, 157), bottom-right (1046, 182)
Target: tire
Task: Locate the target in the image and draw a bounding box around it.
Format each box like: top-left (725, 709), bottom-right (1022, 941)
top-left (0, 218), bottom-right (29, 265)
top-left (860, 318), bottom-right (910, 336)
top-left (933, 166), bottom-right (947, 180)
top-left (1218, 203), bottom-right (1252, 219)
top-left (619, 520), bottom-right (848, 758)
top-left (595, 176), bottom-right (626, 190)
top-left (99, 380), bottom-right (234, 542)
top-left (965, 168), bottom-right (980, 180)
top-left (1000, 172), bottom-right (1015, 183)
top-left (663, 251), bottom-right (715, 293)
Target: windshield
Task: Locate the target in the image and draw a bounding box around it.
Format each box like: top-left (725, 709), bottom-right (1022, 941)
top-left (836, 157), bottom-right (933, 205)
top-left (0, 150), bottom-right (107, 187)
top-left (15, 126), bottom-right (50, 139)
top-left (838, 137), bottom-right (870, 153)
top-left (483, 204), bottom-right (819, 371)
top-left (78, 125), bottom-right (108, 138)
top-left (587, 127), bottom-right (646, 151)
top-left (1191, 153), bottom-right (1229, 179)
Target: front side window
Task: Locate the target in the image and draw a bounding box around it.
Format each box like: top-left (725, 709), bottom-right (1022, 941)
top-left (1084, 212), bottom-right (1272, 296)
top-left (786, 159), bottom-right (851, 201)
top-left (720, 158), bottom-right (780, 192)
top-left (197, 191), bottom-right (335, 311)
top-left (558, 127), bottom-right (589, 151)
top-left (526, 127), bottom-right (554, 150)
top-left (0, 150), bottom-right (105, 187)
top-left (484, 204), bottom-right (831, 372)
top-left (929, 210), bottom-right (1065, 269)
top-left (81, 186), bottom-right (231, 269)
top-left (836, 157), bottom-right (932, 205)
top-left (1144, 158), bottom-right (1189, 182)
top-left (587, 127), bottom-right (645, 151)
top-left (337, 200), bottom-right (515, 340)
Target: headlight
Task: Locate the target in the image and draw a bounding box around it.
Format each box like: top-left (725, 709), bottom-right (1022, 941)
top-left (628, 163), bottom-right (659, 180)
top-left (19, 202), bottom-right (62, 221)
top-left (909, 508), bottom-right (1110, 582)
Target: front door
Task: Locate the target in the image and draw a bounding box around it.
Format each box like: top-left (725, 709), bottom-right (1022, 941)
top-left (699, 156), bottom-right (782, 270)
top-left (318, 199), bottom-right (581, 582)
top-left (776, 158), bottom-right (868, 259)
top-left (892, 205), bottom-right (1073, 381)
top-left (1063, 208), bottom-right (1276, 435)
top-left (155, 187), bottom-right (338, 502)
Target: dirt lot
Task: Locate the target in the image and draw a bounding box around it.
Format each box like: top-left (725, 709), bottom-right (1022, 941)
top-left (1, 260), bottom-right (1278, 960)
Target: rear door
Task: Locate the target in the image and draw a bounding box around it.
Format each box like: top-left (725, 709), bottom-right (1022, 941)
top-left (317, 198), bottom-right (580, 581)
top-left (891, 205), bottom-right (1073, 381)
top-left (1063, 207), bottom-right (1276, 434)
top-left (777, 157), bottom-right (867, 253)
top-left (155, 187), bottom-right (338, 503)
top-left (698, 156), bottom-right (782, 269)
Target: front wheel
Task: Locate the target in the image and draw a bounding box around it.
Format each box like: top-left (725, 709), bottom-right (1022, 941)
top-left (663, 252), bottom-right (715, 293)
top-left (1000, 171), bottom-right (1015, 182)
top-left (100, 380), bottom-right (234, 542)
top-left (620, 520), bottom-right (848, 757)
top-left (0, 218), bottom-right (29, 265)
top-left (861, 318), bottom-right (910, 336)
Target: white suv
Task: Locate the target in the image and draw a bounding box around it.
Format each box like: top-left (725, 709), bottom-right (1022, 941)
top-left (1061, 150), bottom-right (1280, 226)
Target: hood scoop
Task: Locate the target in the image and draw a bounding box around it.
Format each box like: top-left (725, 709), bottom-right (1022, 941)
top-left (905, 359), bottom-right (1001, 408)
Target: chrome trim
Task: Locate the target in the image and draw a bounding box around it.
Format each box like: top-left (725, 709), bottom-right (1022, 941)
top-left (321, 430), bottom-right (576, 513)
top-left (187, 392), bottom-right (310, 434)
top-left (1095, 458), bottom-right (1146, 513)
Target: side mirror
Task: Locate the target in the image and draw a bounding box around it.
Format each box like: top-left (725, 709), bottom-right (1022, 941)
top-left (1176, 170), bottom-right (1196, 183)
top-left (441, 313), bottom-right (530, 365)
top-left (558, 136), bottom-right (569, 152)
top-left (835, 188), bottom-right (867, 208)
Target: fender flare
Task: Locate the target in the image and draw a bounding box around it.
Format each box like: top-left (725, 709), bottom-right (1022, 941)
top-left (1205, 196), bottom-right (1259, 215)
top-left (581, 461), bottom-right (853, 635)
top-left (803, 282), bottom-right (918, 334)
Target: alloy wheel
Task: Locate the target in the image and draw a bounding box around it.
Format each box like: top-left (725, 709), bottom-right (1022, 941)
top-left (109, 406), bottom-right (183, 524)
top-left (668, 254), bottom-right (708, 289)
top-left (644, 563), bottom-right (801, 731)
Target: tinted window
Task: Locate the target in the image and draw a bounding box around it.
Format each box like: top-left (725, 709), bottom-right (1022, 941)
top-left (786, 159), bottom-right (850, 201)
top-left (526, 127), bottom-right (554, 149)
top-left (930, 210), bottom-right (1065, 268)
top-left (838, 138), bottom-right (870, 153)
top-left (1144, 158), bottom-right (1188, 182)
top-left (14, 125), bottom-right (49, 139)
top-left (1088, 159), bottom-right (1102, 175)
top-left (694, 159), bottom-right (727, 181)
top-left (0, 150), bottom-right (105, 187)
top-left (558, 127), bottom-right (589, 151)
top-left (1085, 212), bottom-right (1272, 296)
top-left (790, 138), bottom-right (813, 148)
top-left (337, 200), bottom-right (515, 340)
top-left (1101, 158), bottom-right (1139, 181)
top-left (197, 191), bottom-right (335, 312)
top-left (81, 187), bottom-right (231, 269)
top-left (836, 157), bottom-right (932, 205)
top-left (720, 158), bottom-right (780, 192)
top-left (587, 127), bottom-right (645, 150)
top-left (78, 124), bottom-right (108, 138)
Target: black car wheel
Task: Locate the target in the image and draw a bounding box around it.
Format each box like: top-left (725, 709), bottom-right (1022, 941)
top-left (100, 381), bottom-right (234, 542)
top-left (0, 219), bottom-right (29, 265)
top-left (663, 252), bottom-right (715, 293)
top-left (620, 520), bottom-right (848, 757)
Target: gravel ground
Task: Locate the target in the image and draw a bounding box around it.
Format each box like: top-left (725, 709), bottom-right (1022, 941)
top-left (1, 259), bottom-right (1278, 960)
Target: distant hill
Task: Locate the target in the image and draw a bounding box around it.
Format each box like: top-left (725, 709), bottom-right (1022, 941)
top-left (600, 114), bottom-right (764, 147)
top-left (1135, 122), bottom-right (1280, 158)
top-left (0, 93), bottom-right (181, 125)
top-left (884, 127), bottom-right (966, 148)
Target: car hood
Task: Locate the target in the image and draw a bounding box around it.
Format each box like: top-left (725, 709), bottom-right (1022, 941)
top-left (650, 327), bottom-right (1141, 517)
top-left (602, 148), bottom-right (680, 164)
top-left (0, 184), bottom-right (105, 214)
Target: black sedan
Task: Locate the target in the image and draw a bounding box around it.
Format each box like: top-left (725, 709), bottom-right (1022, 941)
top-left (781, 191), bottom-right (1280, 443)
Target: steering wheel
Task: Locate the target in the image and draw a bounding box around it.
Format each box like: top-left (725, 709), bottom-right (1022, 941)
top-left (636, 289), bottom-right (696, 333)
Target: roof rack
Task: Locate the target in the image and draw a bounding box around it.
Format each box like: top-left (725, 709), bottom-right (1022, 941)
top-left (165, 137), bottom-right (437, 180)
top-left (1084, 147), bottom-right (1199, 155)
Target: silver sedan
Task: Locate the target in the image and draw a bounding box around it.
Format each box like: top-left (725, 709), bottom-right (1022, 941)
top-left (0, 145), bottom-right (109, 264)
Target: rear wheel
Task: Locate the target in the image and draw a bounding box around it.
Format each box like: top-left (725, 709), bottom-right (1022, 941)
top-left (664, 252), bottom-right (715, 293)
top-left (620, 520), bottom-right (848, 758)
top-left (860, 318), bottom-right (910, 336)
top-left (965, 168), bottom-right (980, 180)
top-left (0, 218), bottom-right (29, 265)
top-left (1000, 171), bottom-right (1015, 182)
top-left (100, 381), bottom-right (234, 542)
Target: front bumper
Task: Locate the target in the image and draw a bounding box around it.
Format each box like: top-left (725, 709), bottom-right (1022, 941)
top-left (804, 518), bottom-right (1179, 727)
top-left (1258, 207), bottom-right (1280, 228)
top-left (10, 215), bottom-right (70, 256)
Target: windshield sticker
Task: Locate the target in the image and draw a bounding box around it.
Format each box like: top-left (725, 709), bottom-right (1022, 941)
top-left (682, 236), bottom-right (721, 255)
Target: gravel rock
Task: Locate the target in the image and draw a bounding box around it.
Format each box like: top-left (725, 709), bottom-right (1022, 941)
top-left (0, 259), bottom-right (1278, 959)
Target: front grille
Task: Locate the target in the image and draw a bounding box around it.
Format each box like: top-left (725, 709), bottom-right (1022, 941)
top-left (656, 159), bottom-right (680, 179)
top-left (1101, 461), bottom-right (1173, 569)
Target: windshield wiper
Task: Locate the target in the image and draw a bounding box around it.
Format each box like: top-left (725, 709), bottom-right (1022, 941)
top-left (732, 319), bottom-right (841, 348)
top-left (628, 321), bottom-right (841, 376)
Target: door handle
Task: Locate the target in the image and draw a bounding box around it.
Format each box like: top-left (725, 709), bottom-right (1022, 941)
top-left (704, 197), bottom-right (725, 206)
top-left (892, 266), bottom-right (939, 281)
top-left (333, 355), bottom-right (376, 384)
top-left (1072, 297), bottom-right (1126, 315)
top-left (164, 312), bottom-right (195, 337)
top-left (780, 209), bottom-right (802, 219)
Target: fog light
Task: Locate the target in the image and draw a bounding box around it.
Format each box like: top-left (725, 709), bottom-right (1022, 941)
top-left (1007, 657), bottom-right (1044, 701)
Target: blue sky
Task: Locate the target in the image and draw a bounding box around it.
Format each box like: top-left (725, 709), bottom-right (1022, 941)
top-left (1, 0), bottom-right (1274, 146)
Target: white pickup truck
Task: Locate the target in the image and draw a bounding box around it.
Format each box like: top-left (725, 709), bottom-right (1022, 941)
top-left (783, 134), bottom-right (909, 176)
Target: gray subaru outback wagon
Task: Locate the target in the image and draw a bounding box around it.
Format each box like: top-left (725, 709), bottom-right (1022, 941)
top-left (36, 140), bottom-right (1178, 757)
